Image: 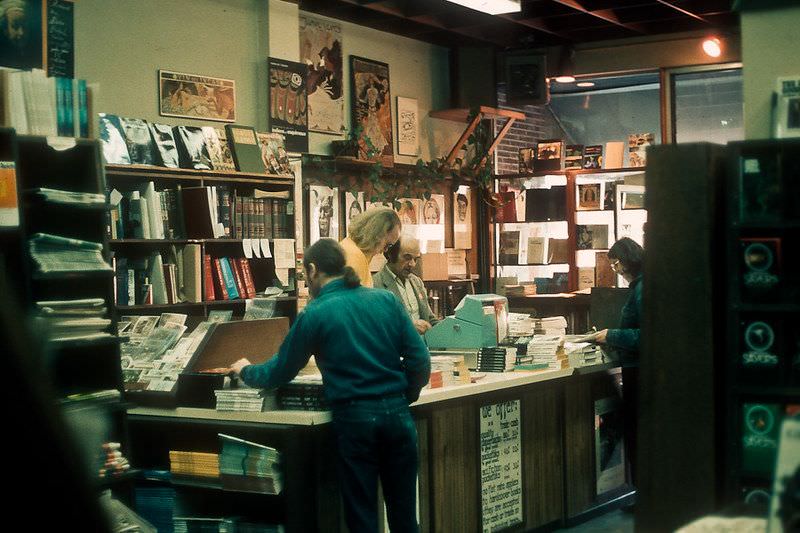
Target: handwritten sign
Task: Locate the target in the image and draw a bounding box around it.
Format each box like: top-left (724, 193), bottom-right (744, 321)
top-left (480, 400), bottom-right (522, 532)
top-left (46, 0), bottom-right (74, 78)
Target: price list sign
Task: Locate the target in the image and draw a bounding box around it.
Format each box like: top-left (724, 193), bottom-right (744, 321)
top-left (479, 400), bottom-right (522, 532)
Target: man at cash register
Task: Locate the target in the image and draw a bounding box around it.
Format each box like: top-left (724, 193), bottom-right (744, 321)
top-left (230, 238), bottom-right (430, 533)
top-left (373, 235), bottom-right (438, 335)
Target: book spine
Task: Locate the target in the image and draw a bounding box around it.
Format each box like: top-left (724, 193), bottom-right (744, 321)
top-left (264, 199), bottom-right (273, 239)
top-left (77, 79), bottom-right (88, 138)
top-left (63, 77), bottom-right (74, 138)
top-left (258, 198), bottom-right (265, 238)
top-left (127, 268), bottom-right (136, 305)
top-left (115, 257), bottom-right (128, 306)
top-left (162, 263), bottom-right (175, 305)
top-left (219, 257), bottom-right (239, 299)
top-left (234, 196), bottom-right (243, 239)
top-left (230, 257), bottom-right (247, 298)
top-left (218, 186), bottom-right (231, 237)
top-left (203, 254), bottom-right (216, 301)
top-left (55, 77), bottom-right (66, 136)
top-left (272, 200), bottom-right (282, 239)
top-left (213, 258), bottom-right (229, 300)
top-left (238, 258), bottom-right (257, 298)
top-left (160, 190), bottom-right (172, 239)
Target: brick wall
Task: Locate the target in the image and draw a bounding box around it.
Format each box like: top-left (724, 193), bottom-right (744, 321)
top-left (494, 85), bottom-right (565, 174)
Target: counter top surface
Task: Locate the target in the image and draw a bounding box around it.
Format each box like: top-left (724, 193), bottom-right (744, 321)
top-left (127, 365), bottom-right (614, 424)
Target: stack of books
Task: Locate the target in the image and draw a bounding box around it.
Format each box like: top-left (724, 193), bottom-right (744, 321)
top-left (99, 442), bottom-right (130, 479)
top-left (134, 485), bottom-right (176, 532)
top-left (168, 451), bottom-right (220, 480)
top-left (430, 357), bottom-right (457, 387)
top-left (508, 312), bottom-right (537, 337)
top-left (35, 298), bottom-right (112, 343)
top-left (219, 434), bottom-right (283, 495)
top-left (173, 517), bottom-right (235, 532)
top-left (28, 233), bottom-right (112, 274)
top-left (33, 187), bottom-right (106, 207)
top-left (476, 347), bottom-right (515, 372)
top-left (277, 374), bottom-right (326, 411)
top-left (428, 370), bottom-right (444, 389)
top-left (214, 389), bottom-right (265, 412)
top-left (534, 316), bottom-right (568, 336)
top-left (527, 335), bottom-right (569, 370)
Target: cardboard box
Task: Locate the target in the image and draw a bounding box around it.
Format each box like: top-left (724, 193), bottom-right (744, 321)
top-left (420, 253), bottom-right (449, 281)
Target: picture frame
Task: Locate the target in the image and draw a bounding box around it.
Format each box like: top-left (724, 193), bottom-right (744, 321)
top-left (396, 96), bottom-right (419, 156)
top-left (308, 185), bottom-right (339, 245)
top-left (158, 70), bottom-right (236, 122)
top-left (350, 55), bottom-right (393, 166)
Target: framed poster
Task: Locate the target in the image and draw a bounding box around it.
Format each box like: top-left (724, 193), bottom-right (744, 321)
top-left (0, 0), bottom-right (43, 70)
top-left (396, 96), bottom-right (419, 156)
top-left (299, 14), bottom-right (345, 135)
top-left (158, 70), bottom-right (236, 122)
top-left (268, 57), bottom-right (308, 153)
top-left (343, 191), bottom-right (365, 235)
top-left (308, 185), bottom-right (339, 244)
top-left (351, 55), bottom-right (393, 166)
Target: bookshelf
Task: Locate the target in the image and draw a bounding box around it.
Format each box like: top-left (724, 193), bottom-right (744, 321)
top-left (104, 163), bottom-right (298, 322)
top-left (492, 167), bottom-right (646, 295)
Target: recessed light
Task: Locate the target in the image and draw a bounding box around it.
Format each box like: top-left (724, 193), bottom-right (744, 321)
top-left (554, 76), bottom-right (576, 83)
top-left (445, 0), bottom-right (521, 15)
top-left (702, 37), bottom-right (722, 58)
top-left (576, 82), bottom-right (595, 88)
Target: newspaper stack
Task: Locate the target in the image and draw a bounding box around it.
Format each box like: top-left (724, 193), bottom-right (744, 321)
top-left (527, 335), bottom-right (569, 370)
top-left (534, 316), bottom-right (568, 336)
top-left (174, 517), bottom-right (235, 533)
top-left (214, 388), bottom-right (265, 412)
top-left (219, 434), bottom-right (283, 495)
top-left (28, 233), bottom-right (112, 274)
top-left (35, 298), bottom-right (114, 343)
top-left (33, 187), bottom-right (106, 207)
top-left (169, 451), bottom-right (220, 479)
top-left (508, 313), bottom-right (537, 337)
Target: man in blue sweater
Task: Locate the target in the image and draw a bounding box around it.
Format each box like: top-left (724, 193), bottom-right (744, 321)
top-left (231, 238), bottom-right (431, 533)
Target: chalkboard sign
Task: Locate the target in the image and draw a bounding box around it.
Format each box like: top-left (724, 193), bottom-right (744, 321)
top-left (46, 0), bottom-right (74, 78)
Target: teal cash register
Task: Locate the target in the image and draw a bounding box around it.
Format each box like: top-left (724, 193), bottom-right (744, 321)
top-left (425, 294), bottom-right (509, 349)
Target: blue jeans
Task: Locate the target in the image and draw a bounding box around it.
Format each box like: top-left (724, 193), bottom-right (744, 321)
top-left (331, 394), bottom-right (419, 533)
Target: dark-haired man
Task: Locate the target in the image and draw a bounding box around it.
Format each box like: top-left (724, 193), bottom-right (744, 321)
top-left (230, 238), bottom-right (430, 533)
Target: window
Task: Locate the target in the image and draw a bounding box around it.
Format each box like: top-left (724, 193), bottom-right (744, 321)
top-left (673, 68), bottom-right (743, 144)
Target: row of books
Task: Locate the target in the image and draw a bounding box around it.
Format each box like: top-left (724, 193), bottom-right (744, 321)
top-left (0, 69), bottom-right (89, 138)
top-left (499, 227), bottom-right (611, 266)
top-left (517, 135), bottom-right (653, 173)
top-left (215, 388), bottom-right (265, 412)
top-left (475, 347), bottom-right (517, 372)
top-left (219, 433), bottom-right (283, 495)
top-left (169, 450), bottom-right (220, 479)
top-left (99, 113), bottom-right (292, 176)
top-left (110, 184), bottom-right (293, 241)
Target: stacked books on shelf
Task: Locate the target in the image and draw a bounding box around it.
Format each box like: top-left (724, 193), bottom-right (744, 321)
top-left (34, 298), bottom-right (113, 343)
top-left (508, 313), bottom-right (537, 337)
top-left (28, 233), bottom-right (112, 274)
top-left (169, 451), bottom-right (220, 480)
top-left (526, 335), bottom-right (569, 370)
top-left (0, 69), bottom-right (90, 137)
top-left (32, 187), bottom-right (106, 207)
top-left (564, 337), bottom-right (603, 367)
top-left (429, 356), bottom-right (471, 388)
top-left (214, 388), bottom-right (265, 412)
top-left (173, 517), bottom-right (235, 533)
top-left (276, 374), bottom-right (326, 411)
top-left (134, 484), bottom-right (176, 533)
top-left (206, 255), bottom-right (258, 301)
top-left (219, 434), bottom-right (283, 495)
top-left (534, 316), bottom-right (568, 335)
top-left (99, 442), bottom-right (131, 479)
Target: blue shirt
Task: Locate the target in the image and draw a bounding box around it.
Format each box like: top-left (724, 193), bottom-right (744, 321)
top-left (240, 278), bottom-right (431, 404)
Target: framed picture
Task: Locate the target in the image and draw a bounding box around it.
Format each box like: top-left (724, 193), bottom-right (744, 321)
top-left (503, 51), bottom-right (548, 106)
top-left (577, 183), bottom-right (603, 210)
top-left (308, 185), bottom-right (339, 245)
top-left (299, 14), bottom-right (345, 135)
top-left (158, 70), bottom-right (235, 122)
top-left (519, 147), bottom-right (535, 173)
top-left (268, 57), bottom-right (309, 153)
top-left (396, 96), bottom-right (419, 156)
top-left (0, 0), bottom-right (43, 71)
top-left (343, 191), bottom-right (365, 235)
top-left (454, 186), bottom-right (472, 250)
top-left (351, 55), bottom-right (393, 166)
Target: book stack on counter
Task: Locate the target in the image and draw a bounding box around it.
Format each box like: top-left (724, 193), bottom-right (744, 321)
top-left (527, 335), bottom-right (569, 370)
top-left (534, 316), bottom-right (568, 336)
top-left (99, 442), bottom-right (130, 479)
top-left (219, 434), bottom-right (283, 495)
top-left (429, 356), bottom-right (471, 387)
top-left (476, 347), bottom-right (517, 373)
top-left (134, 484), bottom-right (176, 532)
top-left (564, 336), bottom-right (603, 367)
top-left (428, 370), bottom-right (444, 389)
top-left (28, 233), bottom-right (112, 274)
top-left (35, 298), bottom-right (113, 343)
top-left (214, 388), bottom-right (265, 412)
top-left (174, 517), bottom-right (234, 533)
top-left (508, 312), bottom-right (537, 337)
top-left (169, 451), bottom-right (220, 480)
top-left (277, 374), bottom-right (326, 411)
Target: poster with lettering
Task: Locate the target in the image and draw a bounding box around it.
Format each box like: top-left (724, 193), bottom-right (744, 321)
top-left (268, 57), bottom-right (308, 153)
top-left (480, 400), bottom-right (522, 532)
top-left (159, 70), bottom-right (236, 122)
top-left (299, 14), bottom-right (345, 135)
top-left (45, 0), bottom-right (73, 78)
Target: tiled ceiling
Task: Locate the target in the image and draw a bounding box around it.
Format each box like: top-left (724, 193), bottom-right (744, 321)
top-left (298, 0), bottom-right (738, 48)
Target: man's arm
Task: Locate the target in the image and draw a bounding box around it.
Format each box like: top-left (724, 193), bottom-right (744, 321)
top-left (236, 312), bottom-right (315, 389)
top-left (392, 296), bottom-right (431, 402)
top-left (413, 276), bottom-right (438, 325)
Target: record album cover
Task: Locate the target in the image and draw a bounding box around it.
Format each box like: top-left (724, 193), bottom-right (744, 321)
top-left (98, 113), bottom-right (131, 165)
top-left (173, 126), bottom-right (212, 170)
top-left (148, 123), bottom-right (179, 168)
top-left (119, 118), bottom-right (159, 165)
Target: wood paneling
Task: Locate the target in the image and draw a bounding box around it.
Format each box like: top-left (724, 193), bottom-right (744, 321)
top-left (563, 376), bottom-right (595, 518)
top-left (416, 418), bottom-right (430, 533)
top-left (522, 385), bottom-right (564, 527)
top-left (430, 404), bottom-right (480, 532)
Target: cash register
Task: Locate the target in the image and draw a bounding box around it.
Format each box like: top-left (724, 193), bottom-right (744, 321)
top-left (425, 294), bottom-right (509, 350)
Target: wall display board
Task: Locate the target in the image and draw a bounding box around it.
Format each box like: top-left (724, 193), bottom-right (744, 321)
top-left (479, 400), bottom-right (523, 532)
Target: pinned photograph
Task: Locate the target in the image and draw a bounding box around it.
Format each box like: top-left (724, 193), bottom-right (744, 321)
top-left (421, 195), bottom-right (444, 225)
top-left (309, 185), bottom-right (339, 244)
top-left (344, 191), bottom-right (365, 234)
top-left (397, 198), bottom-right (420, 225)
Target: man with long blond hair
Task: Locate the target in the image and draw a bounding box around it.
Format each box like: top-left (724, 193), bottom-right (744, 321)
top-left (340, 207), bottom-right (401, 287)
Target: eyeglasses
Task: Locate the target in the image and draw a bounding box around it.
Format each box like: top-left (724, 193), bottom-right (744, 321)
top-left (610, 259), bottom-right (623, 273)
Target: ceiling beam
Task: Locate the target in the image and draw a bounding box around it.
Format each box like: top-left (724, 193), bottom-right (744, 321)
top-left (499, 14), bottom-right (571, 39)
top-left (550, 0), bottom-right (646, 33)
top-left (654, 0), bottom-right (710, 23)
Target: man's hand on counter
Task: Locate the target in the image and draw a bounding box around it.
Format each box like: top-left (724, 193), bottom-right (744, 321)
top-left (231, 358), bottom-right (252, 377)
top-left (413, 319), bottom-right (432, 335)
top-left (592, 329), bottom-right (608, 344)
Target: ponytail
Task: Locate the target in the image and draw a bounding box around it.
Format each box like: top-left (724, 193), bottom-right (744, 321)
top-left (342, 266), bottom-right (361, 288)
top-left (304, 238), bottom-right (361, 287)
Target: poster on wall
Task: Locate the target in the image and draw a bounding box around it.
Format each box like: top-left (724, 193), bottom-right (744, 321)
top-left (454, 185), bottom-right (472, 250)
top-left (268, 57), bottom-right (308, 153)
top-left (0, 0), bottom-right (43, 70)
top-left (159, 70), bottom-right (236, 122)
top-left (351, 55), bottom-right (393, 167)
top-left (397, 96), bottom-right (419, 156)
top-left (343, 191), bottom-right (365, 235)
top-left (308, 185), bottom-right (339, 245)
top-left (299, 14), bottom-right (345, 136)
top-left (479, 400), bottom-right (523, 532)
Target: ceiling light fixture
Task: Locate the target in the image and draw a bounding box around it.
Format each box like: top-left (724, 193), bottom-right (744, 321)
top-left (445, 0), bottom-right (521, 15)
top-left (702, 37), bottom-right (722, 58)
top-left (576, 81), bottom-right (595, 88)
top-left (554, 76), bottom-right (576, 83)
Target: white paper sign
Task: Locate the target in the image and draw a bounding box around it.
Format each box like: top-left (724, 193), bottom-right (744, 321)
top-left (260, 239), bottom-right (272, 259)
top-left (480, 400), bottom-right (522, 533)
top-left (242, 240), bottom-right (253, 259)
top-left (274, 239), bottom-right (295, 269)
top-left (251, 238), bottom-right (262, 258)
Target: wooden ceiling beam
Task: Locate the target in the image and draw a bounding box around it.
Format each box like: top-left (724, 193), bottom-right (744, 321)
top-left (654, 0), bottom-right (710, 23)
top-left (550, 0), bottom-right (647, 33)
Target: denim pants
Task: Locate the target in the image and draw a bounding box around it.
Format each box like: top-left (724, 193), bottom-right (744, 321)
top-left (331, 394), bottom-right (419, 533)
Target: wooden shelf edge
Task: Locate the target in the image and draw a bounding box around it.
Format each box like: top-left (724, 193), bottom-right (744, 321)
top-left (104, 164), bottom-right (294, 184)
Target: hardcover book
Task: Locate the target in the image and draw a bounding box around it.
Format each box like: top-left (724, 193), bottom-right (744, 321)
top-left (119, 117), bottom-right (159, 165)
top-left (547, 239), bottom-right (570, 264)
top-left (203, 254), bottom-right (216, 301)
top-left (565, 144), bottom-right (583, 169)
top-left (526, 237), bottom-right (546, 264)
top-left (225, 124), bottom-right (264, 173)
top-left (578, 268), bottom-right (596, 290)
top-left (202, 127), bottom-right (236, 171)
top-left (257, 132), bottom-right (292, 175)
top-left (499, 231), bottom-right (521, 266)
top-left (148, 123), bottom-right (180, 168)
top-left (173, 126), bottom-right (212, 170)
top-left (495, 190), bottom-right (518, 223)
top-left (218, 258), bottom-right (240, 300)
top-left (582, 145), bottom-right (603, 169)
